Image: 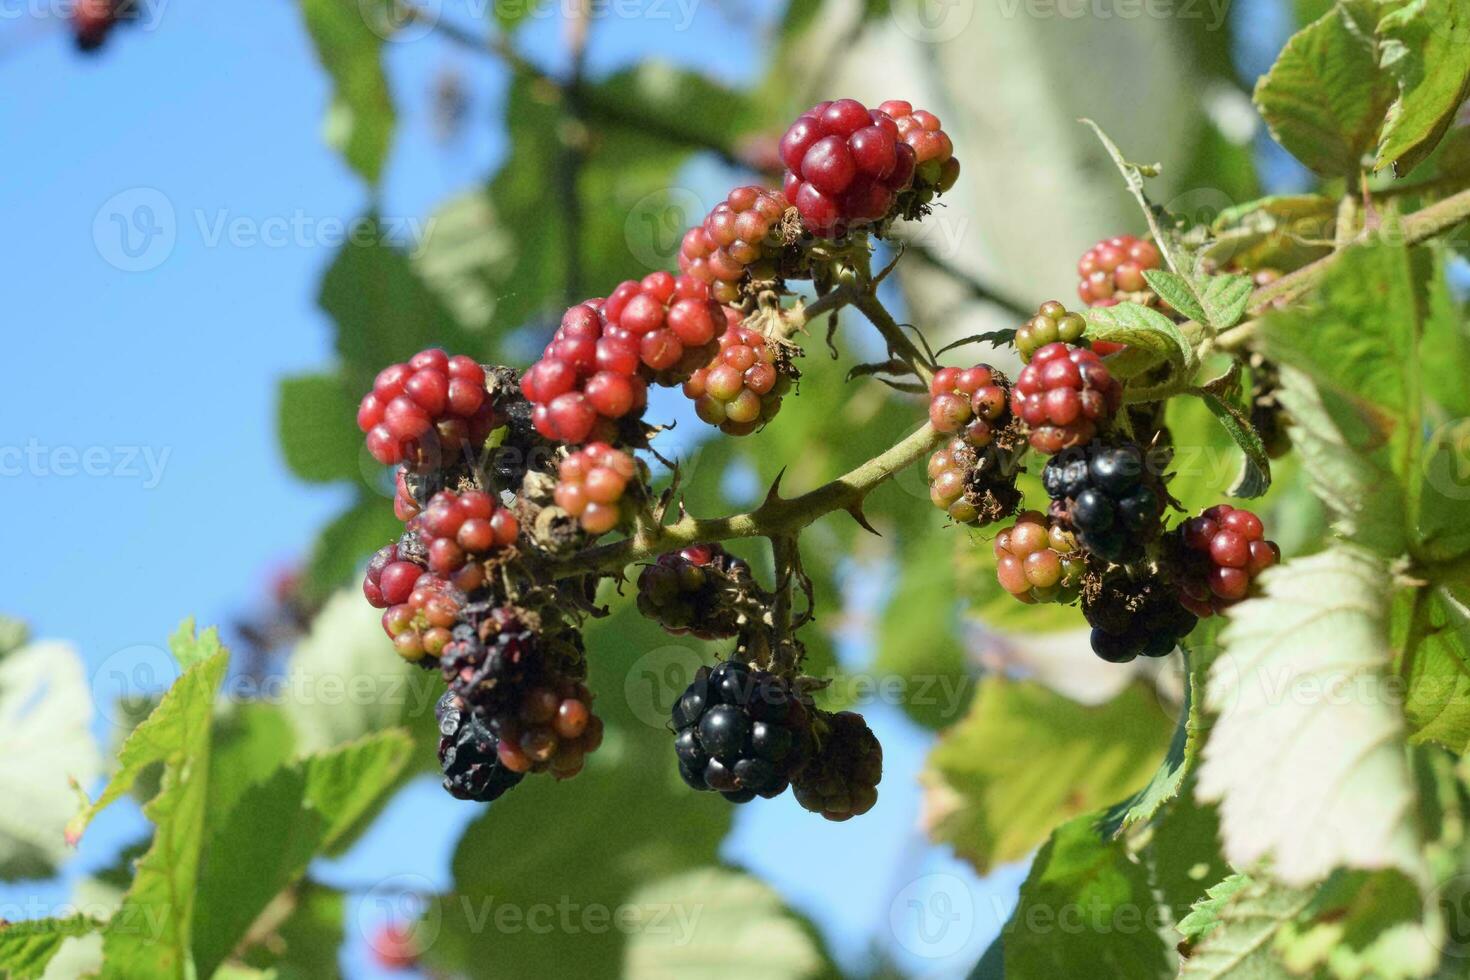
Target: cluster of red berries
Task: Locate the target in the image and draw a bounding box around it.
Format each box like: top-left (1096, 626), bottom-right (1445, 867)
top-left (553, 442), bottom-right (640, 535)
top-left (879, 100), bottom-right (961, 201)
top-left (358, 349), bottom-right (504, 469)
top-left (520, 301), bottom-right (648, 445)
top-left (780, 99), bottom-right (929, 236)
top-left (679, 186), bottom-right (790, 304)
top-left (1173, 504), bottom-right (1279, 616)
top-left (371, 564), bottom-right (464, 664)
top-left (417, 490), bottom-right (519, 575)
top-left (682, 323), bottom-right (791, 435)
top-left (1077, 234), bottom-right (1163, 307)
top-left (494, 679), bottom-right (604, 780)
top-left (602, 272), bottom-right (731, 380)
top-left (927, 364), bottom-right (1010, 447)
top-left (1011, 343), bottom-right (1123, 453)
top-left (994, 511), bottom-right (1083, 604)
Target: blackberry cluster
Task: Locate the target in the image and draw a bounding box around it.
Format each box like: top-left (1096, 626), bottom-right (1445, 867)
top-left (358, 349), bottom-right (505, 469)
top-left (1011, 343), bottom-right (1122, 454)
top-left (552, 442), bottom-right (641, 536)
top-left (791, 710), bottom-right (882, 822)
top-left (521, 301), bottom-right (648, 445)
top-left (493, 679), bottom-right (603, 780)
top-left (878, 99), bottom-right (961, 213)
top-left (682, 322), bottom-right (793, 435)
top-left (418, 489), bottom-right (519, 575)
top-left (994, 511), bottom-right (1084, 605)
top-left (636, 544), bottom-right (760, 639)
top-left (1171, 504), bottom-right (1279, 617)
top-left (679, 186), bottom-right (791, 304)
top-left (779, 99), bottom-right (920, 236)
top-left (1015, 301), bottom-right (1088, 362)
top-left (926, 438), bottom-right (1023, 526)
top-left (1083, 572), bottom-right (1198, 663)
top-left (1042, 442), bottom-right (1164, 563)
top-left (435, 690), bottom-right (523, 803)
top-left (927, 364), bottom-right (1011, 447)
top-left (602, 272), bottom-right (729, 382)
top-left (672, 661), bottom-right (811, 804)
top-left (1077, 235), bottom-right (1163, 308)
top-left (441, 604), bottom-right (546, 724)
top-left (378, 574), bottom-right (465, 664)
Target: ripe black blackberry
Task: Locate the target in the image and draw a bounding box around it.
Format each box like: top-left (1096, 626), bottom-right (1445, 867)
top-left (435, 691), bottom-right (523, 802)
top-left (791, 710), bottom-right (882, 821)
top-left (671, 661), bottom-right (811, 804)
top-left (1082, 570), bottom-right (1197, 663)
top-left (636, 544), bottom-right (763, 639)
top-left (1042, 442), bottom-right (1165, 563)
top-left (440, 604), bottom-right (584, 723)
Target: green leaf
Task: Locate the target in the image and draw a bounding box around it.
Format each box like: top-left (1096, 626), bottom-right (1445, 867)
top-left (0, 641), bottom-right (102, 881)
top-left (1254, 4), bottom-right (1396, 178)
top-left (1194, 390), bottom-right (1273, 498)
top-left (1177, 874), bottom-right (1309, 977)
top-left (1275, 868), bottom-right (1438, 979)
top-left (277, 373), bottom-right (364, 485)
top-left (239, 882), bottom-right (345, 980)
top-left (923, 679), bottom-right (1173, 873)
top-left (168, 617), bottom-right (222, 671)
top-left (1195, 546), bottom-right (1426, 887)
top-left (1000, 814), bottom-right (1172, 977)
top-left (588, 61), bottom-right (752, 155)
top-left (1083, 301), bottom-right (1196, 379)
top-left (1199, 274), bottom-right (1254, 331)
top-left (0, 615), bottom-right (27, 659)
top-left (412, 189), bottom-right (511, 336)
top-left (284, 590), bottom-right (438, 754)
top-left (1143, 269), bottom-right (1207, 323)
top-left (1101, 621), bottom-right (1221, 836)
top-left (191, 731), bottom-right (413, 978)
top-left (297, 0), bottom-right (395, 184)
top-left (301, 494), bottom-right (404, 603)
top-left (98, 651), bottom-right (229, 979)
top-left (1375, 0), bottom-right (1470, 175)
top-left (1398, 587), bottom-right (1470, 752)
top-left (0, 916), bottom-right (103, 980)
top-left (621, 867), bottom-right (833, 979)
top-left (319, 219), bottom-right (475, 393)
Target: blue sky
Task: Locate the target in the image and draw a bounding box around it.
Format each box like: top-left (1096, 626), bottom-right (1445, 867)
top-left (0, 0), bottom-right (1312, 976)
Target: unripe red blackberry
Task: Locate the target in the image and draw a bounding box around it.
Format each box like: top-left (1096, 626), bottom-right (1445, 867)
top-left (358, 349), bottom-right (506, 470)
top-left (602, 272), bottom-right (730, 383)
top-left (553, 442), bottom-right (640, 536)
top-left (672, 661), bottom-right (812, 804)
top-left (393, 469), bottom-right (421, 521)
top-left (493, 679), bottom-right (603, 781)
top-left (994, 511), bottom-right (1084, 604)
top-left (1171, 504), bottom-right (1279, 617)
top-left (1015, 300), bottom-right (1089, 362)
top-left (1010, 343), bottom-right (1122, 454)
top-left (876, 100), bottom-right (960, 205)
top-left (636, 544), bottom-right (762, 639)
top-left (927, 363), bottom-right (1010, 446)
top-left (679, 187), bottom-right (790, 304)
top-left (379, 573), bottom-right (466, 665)
top-left (926, 438), bottom-right (1023, 527)
top-left (417, 489), bottom-right (520, 575)
top-left (1077, 235), bottom-right (1163, 308)
top-left (682, 323), bottom-right (793, 435)
top-left (791, 710), bottom-right (882, 821)
top-left (522, 301), bottom-right (648, 445)
top-left (779, 99), bottom-right (920, 237)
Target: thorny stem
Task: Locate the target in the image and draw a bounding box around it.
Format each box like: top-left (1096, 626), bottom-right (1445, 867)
top-left (546, 423), bottom-right (946, 578)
